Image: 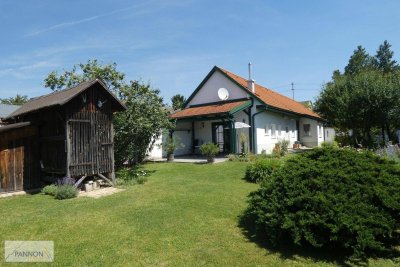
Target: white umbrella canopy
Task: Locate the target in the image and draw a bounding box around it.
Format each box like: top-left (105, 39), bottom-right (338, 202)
top-left (234, 122), bottom-right (251, 129)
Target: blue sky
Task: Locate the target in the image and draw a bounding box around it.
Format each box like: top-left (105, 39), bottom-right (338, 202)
top-left (1, 0), bottom-right (399, 104)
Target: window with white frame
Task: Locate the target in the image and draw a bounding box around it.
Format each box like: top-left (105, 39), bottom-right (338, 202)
top-left (271, 124), bottom-right (276, 138)
top-left (303, 124), bottom-right (311, 137)
top-left (318, 125), bottom-right (323, 138)
top-left (264, 124), bottom-right (270, 136)
top-left (278, 125), bottom-right (282, 136)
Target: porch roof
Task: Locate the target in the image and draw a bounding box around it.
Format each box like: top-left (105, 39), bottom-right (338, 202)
top-left (170, 99), bottom-right (251, 120)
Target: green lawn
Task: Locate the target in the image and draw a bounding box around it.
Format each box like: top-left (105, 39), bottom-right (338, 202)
top-left (0, 162), bottom-right (398, 266)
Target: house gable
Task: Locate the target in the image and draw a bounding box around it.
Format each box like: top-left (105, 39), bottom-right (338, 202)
top-left (186, 67), bottom-right (250, 107)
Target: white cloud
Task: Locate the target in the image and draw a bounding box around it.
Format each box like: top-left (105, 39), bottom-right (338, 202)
top-left (0, 61), bottom-right (59, 79)
top-left (25, 0), bottom-right (191, 37)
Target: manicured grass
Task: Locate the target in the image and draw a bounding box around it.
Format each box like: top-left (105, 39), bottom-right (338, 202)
top-left (0, 162), bottom-right (398, 266)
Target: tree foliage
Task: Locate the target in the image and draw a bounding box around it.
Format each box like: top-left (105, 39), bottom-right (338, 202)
top-left (44, 60), bottom-right (172, 165)
top-left (171, 94), bottom-right (186, 110)
top-left (373, 40), bottom-right (399, 73)
top-left (315, 41), bottom-right (400, 146)
top-left (0, 94), bottom-right (28, 105)
top-left (44, 59), bottom-right (125, 93)
top-left (344, 45), bottom-right (373, 75)
top-left (114, 81), bottom-right (172, 165)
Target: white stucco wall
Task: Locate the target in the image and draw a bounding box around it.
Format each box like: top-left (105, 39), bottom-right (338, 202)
top-left (147, 133), bottom-right (163, 159)
top-left (173, 121), bottom-right (193, 156)
top-left (299, 117), bottom-right (324, 147)
top-left (254, 111), bottom-right (298, 154)
top-left (187, 71), bottom-right (250, 106)
top-left (324, 127), bottom-right (336, 143)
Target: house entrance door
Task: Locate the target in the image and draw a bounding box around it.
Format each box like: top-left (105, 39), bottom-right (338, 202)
top-left (212, 122), bottom-right (230, 153)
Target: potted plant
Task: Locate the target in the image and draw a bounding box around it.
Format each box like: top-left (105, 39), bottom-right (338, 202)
top-left (162, 135), bottom-right (184, 162)
top-left (293, 140), bottom-right (301, 149)
top-left (200, 142), bottom-right (220, 163)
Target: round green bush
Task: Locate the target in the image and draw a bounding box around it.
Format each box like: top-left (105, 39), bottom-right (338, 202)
top-left (244, 158), bottom-right (283, 183)
top-left (41, 184), bottom-right (58, 196)
top-left (243, 147), bottom-right (400, 258)
top-left (54, 185), bottom-right (78, 200)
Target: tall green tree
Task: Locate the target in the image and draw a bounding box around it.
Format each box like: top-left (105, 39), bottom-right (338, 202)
top-left (114, 81), bottom-right (173, 164)
top-left (315, 43), bottom-right (400, 149)
top-left (373, 40), bottom-right (399, 73)
top-left (44, 60), bottom-right (172, 165)
top-left (0, 94), bottom-right (28, 105)
top-left (344, 45), bottom-right (373, 75)
top-left (171, 94), bottom-right (186, 110)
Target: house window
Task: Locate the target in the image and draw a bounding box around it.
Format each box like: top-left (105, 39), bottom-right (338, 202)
top-left (278, 125), bottom-right (282, 136)
top-left (285, 126), bottom-right (289, 133)
top-left (326, 130), bottom-right (329, 138)
top-left (271, 124), bottom-right (276, 138)
top-left (303, 124), bottom-right (311, 137)
top-left (265, 124), bottom-right (270, 136)
top-left (318, 125), bottom-right (323, 138)
top-left (291, 129), bottom-right (295, 138)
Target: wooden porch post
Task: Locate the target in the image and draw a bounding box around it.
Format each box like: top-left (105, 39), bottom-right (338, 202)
top-left (110, 122), bottom-right (116, 185)
top-left (191, 121), bottom-right (195, 154)
top-left (66, 120), bottom-right (71, 177)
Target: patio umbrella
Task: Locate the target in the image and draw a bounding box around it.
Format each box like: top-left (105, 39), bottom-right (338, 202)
top-left (234, 122), bottom-right (251, 129)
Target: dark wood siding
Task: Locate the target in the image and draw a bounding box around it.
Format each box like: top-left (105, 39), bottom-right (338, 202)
top-left (0, 126), bottom-right (40, 192)
top-left (65, 84), bottom-right (114, 177)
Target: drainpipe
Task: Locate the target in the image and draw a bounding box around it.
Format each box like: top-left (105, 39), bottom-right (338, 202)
top-left (247, 97), bottom-right (254, 152)
top-left (251, 107), bottom-right (267, 154)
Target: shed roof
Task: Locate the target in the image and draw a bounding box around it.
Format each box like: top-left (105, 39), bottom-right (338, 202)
top-left (0, 122), bottom-right (31, 134)
top-left (7, 79), bottom-right (126, 119)
top-left (0, 104), bottom-right (21, 118)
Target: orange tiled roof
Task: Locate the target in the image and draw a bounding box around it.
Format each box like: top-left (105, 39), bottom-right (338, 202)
top-left (218, 67), bottom-right (321, 119)
top-left (171, 100), bottom-right (248, 119)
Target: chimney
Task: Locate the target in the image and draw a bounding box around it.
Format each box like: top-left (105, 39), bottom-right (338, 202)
top-left (247, 62), bottom-right (255, 93)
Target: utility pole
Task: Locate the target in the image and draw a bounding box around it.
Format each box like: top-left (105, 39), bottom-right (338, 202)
top-left (291, 82), bottom-right (294, 100)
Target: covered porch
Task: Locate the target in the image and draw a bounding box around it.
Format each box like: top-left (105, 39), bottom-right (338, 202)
top-left (170, 99), bottom-right (253, 156)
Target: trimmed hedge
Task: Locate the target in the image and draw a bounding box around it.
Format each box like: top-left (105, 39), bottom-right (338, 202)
top-left (243, 147), bottom-right (400, 259)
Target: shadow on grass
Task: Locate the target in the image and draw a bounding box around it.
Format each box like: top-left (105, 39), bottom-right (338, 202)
top-left (238, 212), bottom-right (400, 267)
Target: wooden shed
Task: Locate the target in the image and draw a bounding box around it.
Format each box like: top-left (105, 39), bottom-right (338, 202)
top-left (2, 79), bottom-right (126, 192)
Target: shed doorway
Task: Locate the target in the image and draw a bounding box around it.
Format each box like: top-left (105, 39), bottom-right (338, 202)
top-left (67, 112), bottom-right (113, 177)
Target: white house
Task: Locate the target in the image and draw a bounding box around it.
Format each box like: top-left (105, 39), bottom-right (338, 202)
top-left (155, 65), bottom-right (324, 157)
